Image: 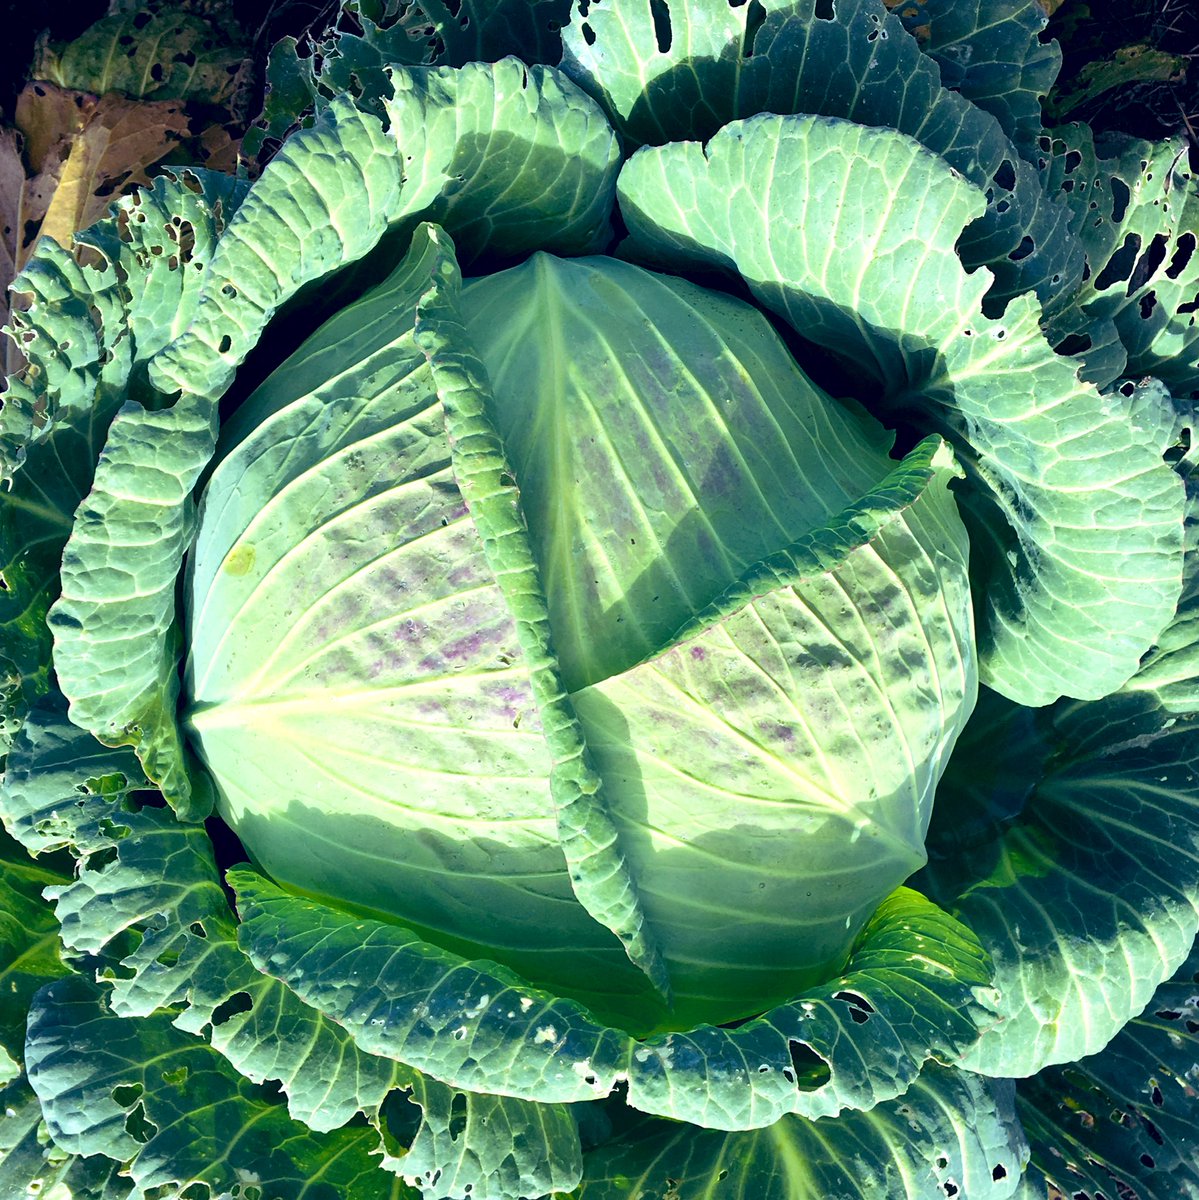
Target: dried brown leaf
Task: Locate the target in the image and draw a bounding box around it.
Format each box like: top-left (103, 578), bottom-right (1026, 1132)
top-left (8, 82), bottom-right (190, 266)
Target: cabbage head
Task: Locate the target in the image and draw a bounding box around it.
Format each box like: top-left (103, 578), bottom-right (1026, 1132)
top-left (184, 244), bottom-right (975, 1033)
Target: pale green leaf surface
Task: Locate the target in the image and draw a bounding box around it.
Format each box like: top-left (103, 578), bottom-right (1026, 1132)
top-left (461, 252), bottom-right (900, 692)
top-left (1127, 445), bottom-right (1199, 711)
top-left (152, 62), bottom-right (619, 407)
top-left (618, 113), bottom-right (1185, 705)
top-left (235, 869), bottom-right (995, 1130)
top-left (25, 975), bottom-right (402, 1200)
top-left (560, 0), bottom-right (1081, 313)
top-left (918, 687), bottom-right (1199, 1077)
top-left (462, 252), bottom-right (975, 1025)
top-left (1018, 935), bottom-right (1199, 1200)
top-left (383, 60), bottom-right (621, 262)
top-left (573, 1066), bottom-right (1027, 1200)
top-left (568, 437), bottom-right (976, 1024)
top-left (149, 94), bottom-right (404, 406)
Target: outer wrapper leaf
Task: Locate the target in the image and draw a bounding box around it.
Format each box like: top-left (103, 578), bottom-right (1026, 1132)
top-left (891, 0), bottom-right (1060, 155)
top-left (234, 868), bottom-right (996, 1131)
top-left (1019, 935), bottom-right (1199, 1200)
top-left (0, 396), bottom-right (117, 755)
top-left (25, 975), bottom-right (402, 1200)
top-left (918, 687), bottom-right (1199, 1078)
top-left (2, 168), bottom-right (248, 477)
top-left (574, 1066), bottom-right (1027, 1200)
top-left (48, 398), bottom-right (218, 819)
top-left (0, 828), bottom-right (71, 1073)
top-left (1041, 125), bottom-right (1199, 393)
top-left (0, 1075), bottom-right (127, 1200)
top-left (618, 112), bottom-right (1185, 707)
top-left (560, 0), bottom-right (1081, 315)
top-left (152, 61), bottom-right (620, 407)
top-left (454, 252), bottom-right (975, 1024)
top-left (1, 168), bottom-right (246, 755)
top-left (248, 0), bottom-right (575, 151)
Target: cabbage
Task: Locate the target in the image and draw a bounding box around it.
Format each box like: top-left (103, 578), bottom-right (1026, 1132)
top-left (3, 2), bottom-right (1199, 1198)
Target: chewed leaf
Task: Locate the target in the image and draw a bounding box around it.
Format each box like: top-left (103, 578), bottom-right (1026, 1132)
top-left (1042, 125), bottom-right (1199, 394)
top-left (2, 167), bottom-right (246, 479)
top-left (0, 168), bottom-right (245, 753)
top-left (561, 0), bottom-right (1081, 314)
top-left (1, 696), bottom-right (403, 1133)
top-left (152, 60), bottom-right (619, 407)
top-left (619, 112), bottom-right (1185, 706)
top-left (0, 828), bottom-right (71, 1073)
top-left (892, 0), bottom-right (1060, 155)
top-left (574, 1065), bottom-right (1027, 1200)
top-left (235, 869), bottom-right (995, 1131)
top-left (250, 0), bottom-right (576, 145)
top-left (24, 975), bottom-right (398, 1200)
top-left (1018, 935), bottom-right (1199, 1200)
top-left (31, 4), bottom-right (245, 104)
top-left (0, 1075), bottom-right (128, 1198)
top-left (379, 1074), bottom-right (583, 1200)
top-left (0, 397), bottom-right (118, 756)
top-left (1, 701), bottom-right (578, 1200)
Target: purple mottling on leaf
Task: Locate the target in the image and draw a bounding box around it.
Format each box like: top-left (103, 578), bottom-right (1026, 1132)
top-left (690, 645), bottom-right (706, 661)
top-left (448, 563), bottom-right (486, 588)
